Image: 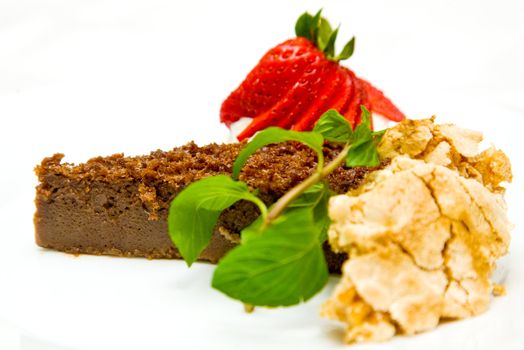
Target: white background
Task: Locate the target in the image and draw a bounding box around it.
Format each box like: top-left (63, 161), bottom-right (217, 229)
top-left (0, 0), bottom-right (523, 349)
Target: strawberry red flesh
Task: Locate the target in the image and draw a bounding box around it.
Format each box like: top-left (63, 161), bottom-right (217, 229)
top-left (236, 57), bottom-right (330, 140)
top-left (291, 65), bottom-right (347, 131)
top-left (279, 60), bottom-right (339, 130)
top-left (341, 69), bottom-right (364, 127)
top-left (360, 79), bottom-right (406, 122)
top-left (220, 38), bottom-right (323, 126)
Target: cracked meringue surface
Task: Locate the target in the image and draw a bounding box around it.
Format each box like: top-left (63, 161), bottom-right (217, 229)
top-left (322, 118), bottom-right (513, 343)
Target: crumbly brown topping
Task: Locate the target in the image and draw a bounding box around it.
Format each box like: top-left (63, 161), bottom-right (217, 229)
top-left (322, 118), bottom-right (513, 343)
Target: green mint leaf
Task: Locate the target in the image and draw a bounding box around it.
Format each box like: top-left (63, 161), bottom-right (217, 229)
top-left (357, 105), bottom-right (372, 130)
top-left (312, 183), bottom-right (332, 243)
top-left (242, 182), bottom-right (328, 244)
top-left (244, 183), bottom-right (332, 244)
top-left (212, 208), bottom-right (329, 307)
top-left (346, 140), bottom-right (381, 167)
top-left (240, 215), bottom-right (264, 244)
top-left (346, 106), bottom-right (382, 167)
top-left (351, 105), bottom-right (373, 147)
top-left (292, 182), bottom-right (332, 242)
top-left (168, 175), bottom-right (266, 266)
top-left (373, 129), bottom-right (387, 138)
top-left (313, 109), bottom-right (353, 143)
top-left (294, 12), bottom-right (314, 41)
top-left (334, 36), bottom-right (355, 61)
top-left (288, 183), bottom-right (325, 208)
top-left (360, 105), bottom-right (372, 126)
top-left (232, 127), bottom-right (324, 179)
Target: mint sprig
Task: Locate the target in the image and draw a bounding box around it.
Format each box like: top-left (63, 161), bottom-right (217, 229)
top-left (168, 108), bottom-right (386, 307)
top-left (295, 10), bottom-right (356, 62)
top-left (212, 208), bottom-right (328, 307)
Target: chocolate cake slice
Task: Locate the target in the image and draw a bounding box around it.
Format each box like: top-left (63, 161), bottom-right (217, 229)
top-left (34, 141), bottom-right (373, 272)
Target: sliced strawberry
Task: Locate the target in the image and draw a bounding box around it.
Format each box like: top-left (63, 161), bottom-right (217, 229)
top-left (338, 68), bottom-right (355, 117)
top-left (329, 68), bottom-right (354, 114)
top-left (279, 60), bottom-right (339, 130)
top-left (220, 38), bottom-right (323, 126)
top-left (360, 79), bottom-right (405, 122)
top-left (242, 40), bottom-right (323, 116)
top-left (341, 69), bottom-right (362, 127)
top-left (353, 78), bottom-right (371, 127)
top-left (236, 58), bottom-right (330, 140)
top-left (291, 65), bottom-right (349, 131)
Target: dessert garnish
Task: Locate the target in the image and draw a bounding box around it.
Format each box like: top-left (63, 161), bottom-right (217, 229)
top-left (168, 107), bottom-right (384, 306)
top-left (220, 10), bottom-right (406, 140)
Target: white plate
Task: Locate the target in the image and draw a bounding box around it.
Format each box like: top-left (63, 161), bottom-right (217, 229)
top-left (1, 1), bottom-right (524, 348)
top-left (0, 95), bottom-right (523, 350)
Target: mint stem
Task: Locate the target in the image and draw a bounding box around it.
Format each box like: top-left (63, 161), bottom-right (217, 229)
top-left (244, 303), bottom-right (255, 313)
top-left (263, 143), bottom-right (351, 226)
